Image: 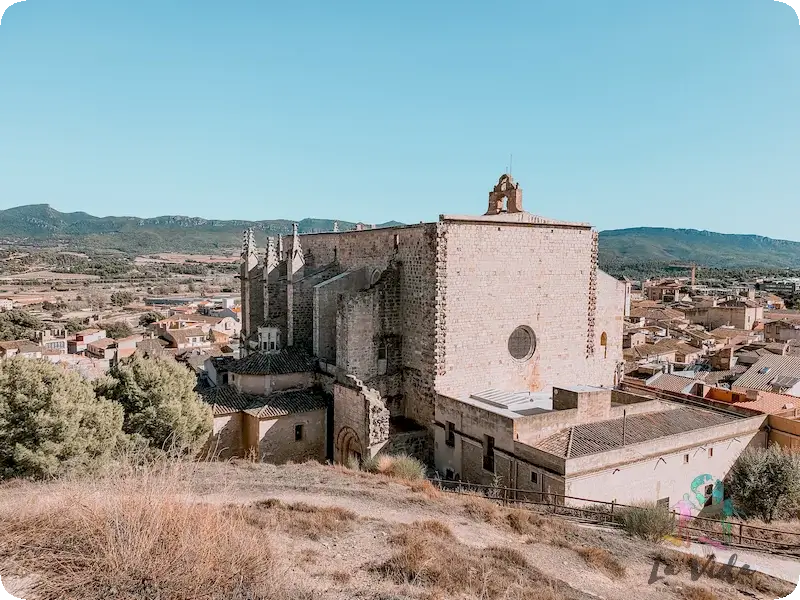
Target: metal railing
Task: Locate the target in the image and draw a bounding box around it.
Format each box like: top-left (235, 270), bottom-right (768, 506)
top-left (429, 478), bottom-right (800, 554)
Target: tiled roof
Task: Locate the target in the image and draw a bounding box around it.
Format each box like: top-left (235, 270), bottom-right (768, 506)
top-left (136, 338), bottom-right (170, 356)
top-left (199, 385), bottom-right (328, 418)
top-left (535, 407), bottom-right (737, 459)
top-left (244, 389), bottom-right (328, 418)
top-left (629, 307), bottom-right (687, 322)
top-left (165, 328), bottom-right (207, 343)
top-left (733, 356), bottom-right (800, 393)
top-left (647, 373), bottom-right (701, 394)
top-left (228, 347), bottom-right (316, 375)
top-left (88, 337), bottom-right (116, 349)
top-left (624, 344), bottom-right (677, 361)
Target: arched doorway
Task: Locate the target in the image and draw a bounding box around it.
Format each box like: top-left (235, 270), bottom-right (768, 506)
top-left (336, 427), bottom-right (363, 465)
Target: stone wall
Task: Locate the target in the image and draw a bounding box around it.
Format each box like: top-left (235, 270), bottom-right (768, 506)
top-left (204, 414), bottom-right (244, 459)
top-left (333, 377), bottom-right (390, 463)
top-left (249, 408), bottom-right (327, 464)
top-left (313, 271), bottom-right (364, 362)
top-left (303, 226), bottom-right (438, 430)
top-left (435, 219), bottom-right (623, 397)
top-left (381, 429), bottom-right (433, 465)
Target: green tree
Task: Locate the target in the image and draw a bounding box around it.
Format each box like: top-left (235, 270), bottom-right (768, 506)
top-left (139, 311), bottom-right (165, 327)
top-left (111, 291), bottom-right (135, 306)
top-left (65, 318), bottom-right (86, 334)
top-left (0, 357), bottom-right (125, 479)
top-left (728, 445), bottom-right (800, 523)
top-left (97, 321), bottom-right (134, 340)
top-left (0, 310), bottom-right (44, 342)
top-left (98, 355), bottom-right (212, 456)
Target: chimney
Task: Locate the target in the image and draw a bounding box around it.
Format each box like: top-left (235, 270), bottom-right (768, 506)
top-left (553, 386), bottom-right (612, 424)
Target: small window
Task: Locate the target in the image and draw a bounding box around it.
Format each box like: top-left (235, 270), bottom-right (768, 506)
top-left (483, 435), bottom-right (495, 472)
top-left (269, 341), bottom-right (276, 351)
top-left (445, 468), bottom-right (454, 480)
top-left (294, 424), bottom-right (304, 441)
top-left (445, 422), bottom-right (455, 447)
top-left (378, 345), bottom-right (387, 361)
top-left (530, 471), bottom-right (538, 485)
top-left (683, 454), bottom-right (690, 464)
top-left (708, 448), bottom-right (713, 458)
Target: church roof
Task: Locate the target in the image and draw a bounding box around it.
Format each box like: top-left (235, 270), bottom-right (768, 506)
top-left (534, 407), bottom-right (737, 459)
top-left (199, 385), bottom-right (327, 418)
top-left (227, 346), bottom-right (316, 376)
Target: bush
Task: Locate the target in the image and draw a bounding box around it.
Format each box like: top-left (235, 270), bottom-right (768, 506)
top-left (0, 357), bottom-right (124, 479)
top-left (110, 291), bottom-right (134, 306)
top-left (360, 454), bottom-right (426, 481)
top-left (97, 355), bottom-right (212, 456)
top-left (96, 321), bottom-right (133, 340)
top-left (728, 445), bottom-right (800, 523)
top-left (617, 502), bottom-right (675, 542)
top-left (139, 311), bottom-right (164, 327)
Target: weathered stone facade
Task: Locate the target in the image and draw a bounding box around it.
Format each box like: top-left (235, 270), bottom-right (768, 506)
top-left (239, 174), bottom-right (627, 466)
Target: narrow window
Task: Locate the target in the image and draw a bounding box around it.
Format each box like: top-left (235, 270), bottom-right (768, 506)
top-left (483, 435), bottom-right (495, 472)
top-left (294, 424), bottom-right (304, 442)
top-left (445, 468), bottom-right (454, 480)
top-left (531, 471), bottom-right (538, 485)
top-left (378, 345), bottom-right (387, 361)
top-left (445, 421), bottom-right (455, 447)
top-left (708, 448), bottom-right (713, 458)
top-left (600, 331), bottom-right (608, 359)
top-left (269, 341), bottom-right (276, 351)
top-left (683, 454), bottom-right (689, 464)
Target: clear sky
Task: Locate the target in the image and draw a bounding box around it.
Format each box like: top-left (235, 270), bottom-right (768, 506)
top-left (0, 1), bottom-right (798, 238)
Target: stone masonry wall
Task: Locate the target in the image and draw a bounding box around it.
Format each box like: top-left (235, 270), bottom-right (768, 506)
top-left (436, 220), bottom-right (621, 396)
top-left (313, 271), bottom-right (364, 362)
top-left (304, 226), bottom-right (438, 430)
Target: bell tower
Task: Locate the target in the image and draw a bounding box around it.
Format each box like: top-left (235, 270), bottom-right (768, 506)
top-left (485, 174), bottom-right (523, 215)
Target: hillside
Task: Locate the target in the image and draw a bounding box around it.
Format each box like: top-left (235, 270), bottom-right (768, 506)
top-left (600, 228), bottom-right (800, 270)
top-left (2, 205), bottom-right (800, 271)
top-left (0, 205), bottom-right (403, 254)
top-left (1, 460), bottom-right (792, 600)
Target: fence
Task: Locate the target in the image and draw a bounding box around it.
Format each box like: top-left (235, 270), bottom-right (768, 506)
top-left (429, 478), bottom-right (800, 554)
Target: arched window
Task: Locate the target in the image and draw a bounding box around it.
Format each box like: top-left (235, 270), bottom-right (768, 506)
top-left (600, 332), bottom-right (608, 359)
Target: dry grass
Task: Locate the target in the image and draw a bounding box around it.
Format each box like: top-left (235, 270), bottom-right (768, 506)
top-left (651, 549), bottom-right (794, 597)
top-left (679, 585), bottom-right (719, 600)
top-left (575, 546), bottom-right (626, 579)
top-left (460, 496), bottom-right (580, 548)
top-left (361, 453), bottom-right (427, 481)
top-left (242, 498), bottom-right (358, 540)
top-left (0, 465), bottom-right (312, 600)
top-left (373, 521), bottom-right (582, 600)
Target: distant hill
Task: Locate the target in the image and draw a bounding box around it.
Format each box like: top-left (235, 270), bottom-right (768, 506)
top-left (599, 227), bottom-right (800, 270)
top-left (1, 205), bottom-right (799, 270)
top-left (0, 204), bottom-right (403, 254)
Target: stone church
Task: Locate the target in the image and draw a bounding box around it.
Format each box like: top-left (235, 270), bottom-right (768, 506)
top-left (224, 174), bottom-right (627, 465)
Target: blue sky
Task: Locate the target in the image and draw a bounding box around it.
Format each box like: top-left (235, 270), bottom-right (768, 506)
top-left (0, 1), bottom-right (798, 238)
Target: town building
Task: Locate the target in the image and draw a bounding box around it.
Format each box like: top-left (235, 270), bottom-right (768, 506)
top-left (683, 300), bottom-right (763, 331)
top-left (68, 329), bottom-right (107, 355)
top-left (434, 385), bottom-right (765, 506)
top-left (0, 340), bottom-right (44, 360)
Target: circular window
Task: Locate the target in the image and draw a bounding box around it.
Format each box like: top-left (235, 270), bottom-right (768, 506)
top-left (508, 326), bottom-right (536, 361)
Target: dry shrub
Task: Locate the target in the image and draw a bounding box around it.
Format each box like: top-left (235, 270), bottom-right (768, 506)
top-left (505, 508), bottom-right (542, 534)
top-left (245, 498), bottom-right (357, 540)
top-left (408, 479), bottom-right (441, 498)
top-left (414, 519), bottom-right (453, 538)
top-left (330, 571), bottom-right (352, 584)
top-left (362, 453), bottom-right (427, 481)
top-left (680, 585), bottom-right (719, 600)
top-left (462, 493), bottom-right (501, 522)
top-left (0, 468), bottom-right (303, 600)
top-left (618, 502), bottom-right (675, 542)
top-left (576, 546), bottom-right (626, 579)
top-left (374, 521), bottom-right (579, 600)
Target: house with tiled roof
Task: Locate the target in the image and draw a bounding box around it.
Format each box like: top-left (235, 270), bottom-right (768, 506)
top-left (163, 327), bottom-right (210, 350)
top-left (732, 355), bottom-right (800, 397)
top-left (198, 346), bottom-right (329, 461)
top-left (0, 340), bottom-right (44, 359)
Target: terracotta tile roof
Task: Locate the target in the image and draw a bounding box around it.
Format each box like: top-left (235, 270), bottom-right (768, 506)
top-left (629, 307), bottom-right (687, 322)
top-left (228, 347), bottom-right (316, 376)
top-left (647, 373), bottom-right (702, 394)
top-left (733, 356), bottom-right (800, 393)
top-left (199, 385), bottom-right (328, 418)
top-left (136, 338), bottom-right (170, 356)
top-left (165, 328), bottom-right (207, 344)
top-left (720, 390), bottom-right (799, 414)
top-left (623, 344), bottom-right (677, 361)
top-left (535, 407), bottom-right (738, 459)
top-left (244, 389), bottom-right (328, 418)
top-left (88, 338), bottom-right (116, 349)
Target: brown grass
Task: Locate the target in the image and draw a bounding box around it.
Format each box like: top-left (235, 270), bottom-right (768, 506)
top-left (374, 521), bottom-right (581, 600)
top-left (576, 546), bottom-right (626, 579)
top-left (0, 468), bottom-right (311, 600)
top-left (679, 585), bottom-right (719, 600)
top-left (243, 498), bottom-right (358, 540)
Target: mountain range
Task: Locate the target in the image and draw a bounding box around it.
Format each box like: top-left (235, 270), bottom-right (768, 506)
top-left (1, 204), bottom-right (799, 270)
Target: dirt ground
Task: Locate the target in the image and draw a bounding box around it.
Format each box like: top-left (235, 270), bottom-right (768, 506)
top-left (1, 460), bottom-right (796, 600)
